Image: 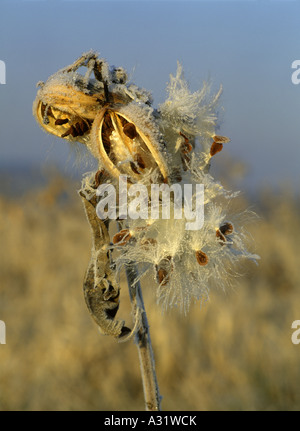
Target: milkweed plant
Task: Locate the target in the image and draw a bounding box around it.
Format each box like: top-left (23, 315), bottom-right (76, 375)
top-left (33, 51), bottom-right (259, 410)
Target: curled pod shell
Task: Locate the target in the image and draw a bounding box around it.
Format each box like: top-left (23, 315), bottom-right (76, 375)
top-left (33, 98), bottom-right (93, 143)
top-left (32, 53), bottom-right (130, 144)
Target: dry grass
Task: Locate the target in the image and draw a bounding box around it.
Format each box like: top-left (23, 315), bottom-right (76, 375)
top-left (0, 169), bottom-right (300, 411)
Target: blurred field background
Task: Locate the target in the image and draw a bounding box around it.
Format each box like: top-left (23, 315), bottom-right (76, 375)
top-left (0, 160), bottom-right (300, 411)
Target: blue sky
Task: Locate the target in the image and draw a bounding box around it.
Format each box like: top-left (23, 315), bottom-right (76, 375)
top-left (0, 0), bottom-right (300, 191)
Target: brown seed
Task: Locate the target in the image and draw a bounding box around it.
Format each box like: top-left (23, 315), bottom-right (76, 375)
top-left (135, 153), bottom-right (146, 170)
top-left (156, 255), bottom-right (173, 286)
top-left (179, 131), bottom-right (192, 153)
top-left (216, 229), bottom-right (226, 243)
top-left (101, 129), bottom-right (111, 153)
top-left (210, 141), bottom-right (223, 157)
top-left (70, 125), bottom-right (77, 137)
top-left (112, 229), bottom-right (131, 245)
top-left (41, 103), bottom-right (54, 120)
top-left (130, 162), bottom-right (141, 175)
top-left (40, 103), bottom-right (46, 117)
top-left (61, 126), bottom-right (72, 138)
top-left (182, 143), bottom-right (192, 154)
top-left (213, 135), bottom-right (231, 144)
top-left (103, 112), bottom-right (114, 134)
top-left (55, 118), bottom-right (69, 125)
top-left (94, 170), bottom-right (104, 187)
top-left (220, 222), bottom-right (233, 236)
top-left (180, 152), bottom-right (191, 169)
top-left (74, 122), bottom-right (83, 135)
top-left (123, 122), bottom-right (138, 139)
top-left (47, 106), bottom-right (54, 118)
top-left (195, 250), bottom-right (209, 266)
top-left (156, 268), bottom-right (170, 286)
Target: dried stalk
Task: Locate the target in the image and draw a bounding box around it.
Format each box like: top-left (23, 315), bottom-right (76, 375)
top-left (80, 178), bottom-right (161, 410)
top-left (125, 264), bottom-right (162, 411)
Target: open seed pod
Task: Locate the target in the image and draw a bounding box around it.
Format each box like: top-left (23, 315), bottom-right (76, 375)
top-left (33, 98), bottom-right (94, 143)
top-left (33, 80), bottom-right (135, 144)
top-left (32, 51), bottom-right (134, 144)
top-left (89, 104), bottom-right (169, 183)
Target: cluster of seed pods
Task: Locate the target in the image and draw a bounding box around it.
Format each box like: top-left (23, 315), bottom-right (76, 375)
top-left (33, 51), bottom-right (257, 331)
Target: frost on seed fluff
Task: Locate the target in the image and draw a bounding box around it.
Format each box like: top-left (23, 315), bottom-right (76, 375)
top-left (109, 62), bottom-right (259, 313)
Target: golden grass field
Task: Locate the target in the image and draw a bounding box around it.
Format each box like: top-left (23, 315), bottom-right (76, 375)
top-left (0, 166), bottom-right (300, 411)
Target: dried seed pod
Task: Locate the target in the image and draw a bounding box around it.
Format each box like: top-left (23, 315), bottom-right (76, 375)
top-left (32, 57), bottom-right (105, 142)
top-left (90, 106), bottom-right (169, 183)
top-left (195, 250), bottom-right (209, 266)
top-left (33, 52), bottom-right (169, 185)
top-left (84, 266), bottom-right (131, 339)
top-left (33, 52), bottom-right (132, 145)
top-left (80, 194), bottom-right (132, 339)
top-left (33, 99), bottom-right (93, 144)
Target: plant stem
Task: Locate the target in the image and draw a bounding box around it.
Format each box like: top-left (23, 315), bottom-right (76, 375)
top-left (125, 264), bottom-right (162, 411)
